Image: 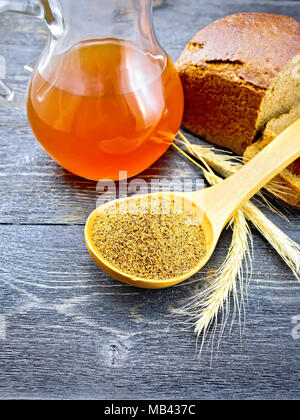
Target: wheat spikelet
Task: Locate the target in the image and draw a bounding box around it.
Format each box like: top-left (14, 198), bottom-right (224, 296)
top-left (243, 202), bottom-right (300, 280)
top-left (177, 210), bottom-right (252, 352)
top-left (177, 132), bottom-right (289, 199)
top-left (172, 132), bottom-right (299, 356)
top-left (175, 132), bottom-right (300, 280)
top-left (173, 141), bottom-right (253, 354)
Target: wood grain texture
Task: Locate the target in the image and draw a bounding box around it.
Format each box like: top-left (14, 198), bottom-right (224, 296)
top-left (0, 0), bottom-right (299, 400)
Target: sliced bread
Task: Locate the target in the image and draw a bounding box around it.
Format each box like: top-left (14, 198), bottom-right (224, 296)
top-left (244, 104), bottom-right (300, 207)
top-left (176, 13), bottom-right (300, 155)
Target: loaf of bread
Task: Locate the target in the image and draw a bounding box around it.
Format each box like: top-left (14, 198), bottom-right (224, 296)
top-left (176, 13), bottom-right (300, 155)
top-left (244, 104), bottom-right (300, 207)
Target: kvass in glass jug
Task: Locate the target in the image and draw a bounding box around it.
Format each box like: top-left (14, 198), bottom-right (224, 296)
top-left (0, 0), bottom-right (184, 180)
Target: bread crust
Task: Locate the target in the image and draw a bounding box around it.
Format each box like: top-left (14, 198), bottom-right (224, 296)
top-left (176, 13), bottom-right (300, 155)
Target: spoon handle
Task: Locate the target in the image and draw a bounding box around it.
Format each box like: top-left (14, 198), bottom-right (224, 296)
top-left (204, 118), bottom-right (300, 228)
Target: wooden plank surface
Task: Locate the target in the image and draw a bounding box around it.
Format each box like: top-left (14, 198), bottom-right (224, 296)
top-left (0, 0), bottom-right (299, 400)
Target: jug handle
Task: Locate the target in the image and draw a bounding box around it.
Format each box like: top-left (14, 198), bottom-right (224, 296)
top-left (0, 0), bottom-right (64, 101)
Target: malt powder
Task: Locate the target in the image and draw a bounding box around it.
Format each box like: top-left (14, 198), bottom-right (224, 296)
top-left (92, 196), bottom-right (207, 280)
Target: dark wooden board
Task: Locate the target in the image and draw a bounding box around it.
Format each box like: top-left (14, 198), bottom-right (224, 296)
top-left (0, 0), bottom-right (299, 400)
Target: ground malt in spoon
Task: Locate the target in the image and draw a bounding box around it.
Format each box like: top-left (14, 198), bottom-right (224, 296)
top-left (92, 196), bottom-right (207, 280)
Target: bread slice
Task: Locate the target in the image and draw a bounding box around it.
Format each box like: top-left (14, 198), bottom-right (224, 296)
top-left (176, 13), bottom-right (300, 155)
top-left (244, 104), bottom-right (300, 207)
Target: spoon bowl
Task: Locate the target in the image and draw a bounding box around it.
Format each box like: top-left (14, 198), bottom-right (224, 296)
top-left (85, 119), bottom-right (300, 289)
top-left (85, 192), bottom-right (215, 288)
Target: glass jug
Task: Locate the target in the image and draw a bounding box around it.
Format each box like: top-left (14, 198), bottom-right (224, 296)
top-left (0, 0), bottom-right (184, 180)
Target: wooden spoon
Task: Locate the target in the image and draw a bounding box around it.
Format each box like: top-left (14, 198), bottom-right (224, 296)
top-left (85, 119), bottom-right (300, 289)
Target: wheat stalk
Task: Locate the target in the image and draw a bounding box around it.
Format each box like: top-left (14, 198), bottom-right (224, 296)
top-left (183, 138), bottom-right (291, 219)
top-left (175, 132), bottom-right (300, 279)
top-left (172, 142), bottom-right (252, 353)
top-left (243, 202), bottom-right (300, 279)
top-left (172, 132), bottom-right (300, 356)
top-left (176, 209), bottom-right (252, 353)
top-left (177, 132), bottom-right (287, 200)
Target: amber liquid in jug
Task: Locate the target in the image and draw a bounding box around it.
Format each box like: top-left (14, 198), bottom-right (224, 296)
top-left (27, 39), bottom-right (184, 180)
